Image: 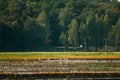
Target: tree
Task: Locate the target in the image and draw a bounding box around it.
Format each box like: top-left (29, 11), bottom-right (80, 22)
top-left (109, 18), bottom-right (120, 51)
top-left (58, 5), bottom-right (73, 48)
top-left (59, 32), bottom-right (68, 49)
top-left (24, 17), bottom-right (40, 50)
top-left (68, 19), bottom-right (78, 50)
top-left (7, 0), bottom-right (27, 30)
top-left (0, 22), bottom-right (14, 51)
top-left (115, 19), bottom-right (120, 50)
top-left (0, 0), bottom-right (120, 51)
top-left (79, 22), bottom-right (89, 51)
top-left (0, 0), bottom-right (8, 22)
top-left (36, 11), bottom-right (51, 45)
top-left (59, 7), bottom-right (72, 32)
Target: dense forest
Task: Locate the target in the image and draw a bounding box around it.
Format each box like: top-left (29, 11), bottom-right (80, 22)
top-left (0, 0), bottom-right (120, 51)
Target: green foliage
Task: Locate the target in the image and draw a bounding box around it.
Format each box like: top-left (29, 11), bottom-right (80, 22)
top-left (59, 7), bottom-right (73, 32)
top-left (59, 32), bottom-right (68, 49)
top-left (109, 18), bottom-right (120, 51)
top-left (68, 19), bottom-right (78, 50)
top-left (36, 11), bottom-right (51, 44)
top-left (58, 5), bottom-right (73, 48)
top-left (0, 0), bottom-right (120, 51)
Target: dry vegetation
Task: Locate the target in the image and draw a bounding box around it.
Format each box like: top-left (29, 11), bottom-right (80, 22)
top-left (0, 52), bottom-right (120, 79)
top-left (0, 59), bottom-right (120, 74)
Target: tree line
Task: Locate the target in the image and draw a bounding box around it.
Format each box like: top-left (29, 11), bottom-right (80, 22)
top-left (0, 0), bottom-right (120, 51)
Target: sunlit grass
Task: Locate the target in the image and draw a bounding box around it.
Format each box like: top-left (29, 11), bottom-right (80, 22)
top-left (0, 52), bottom-right (120, 60)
